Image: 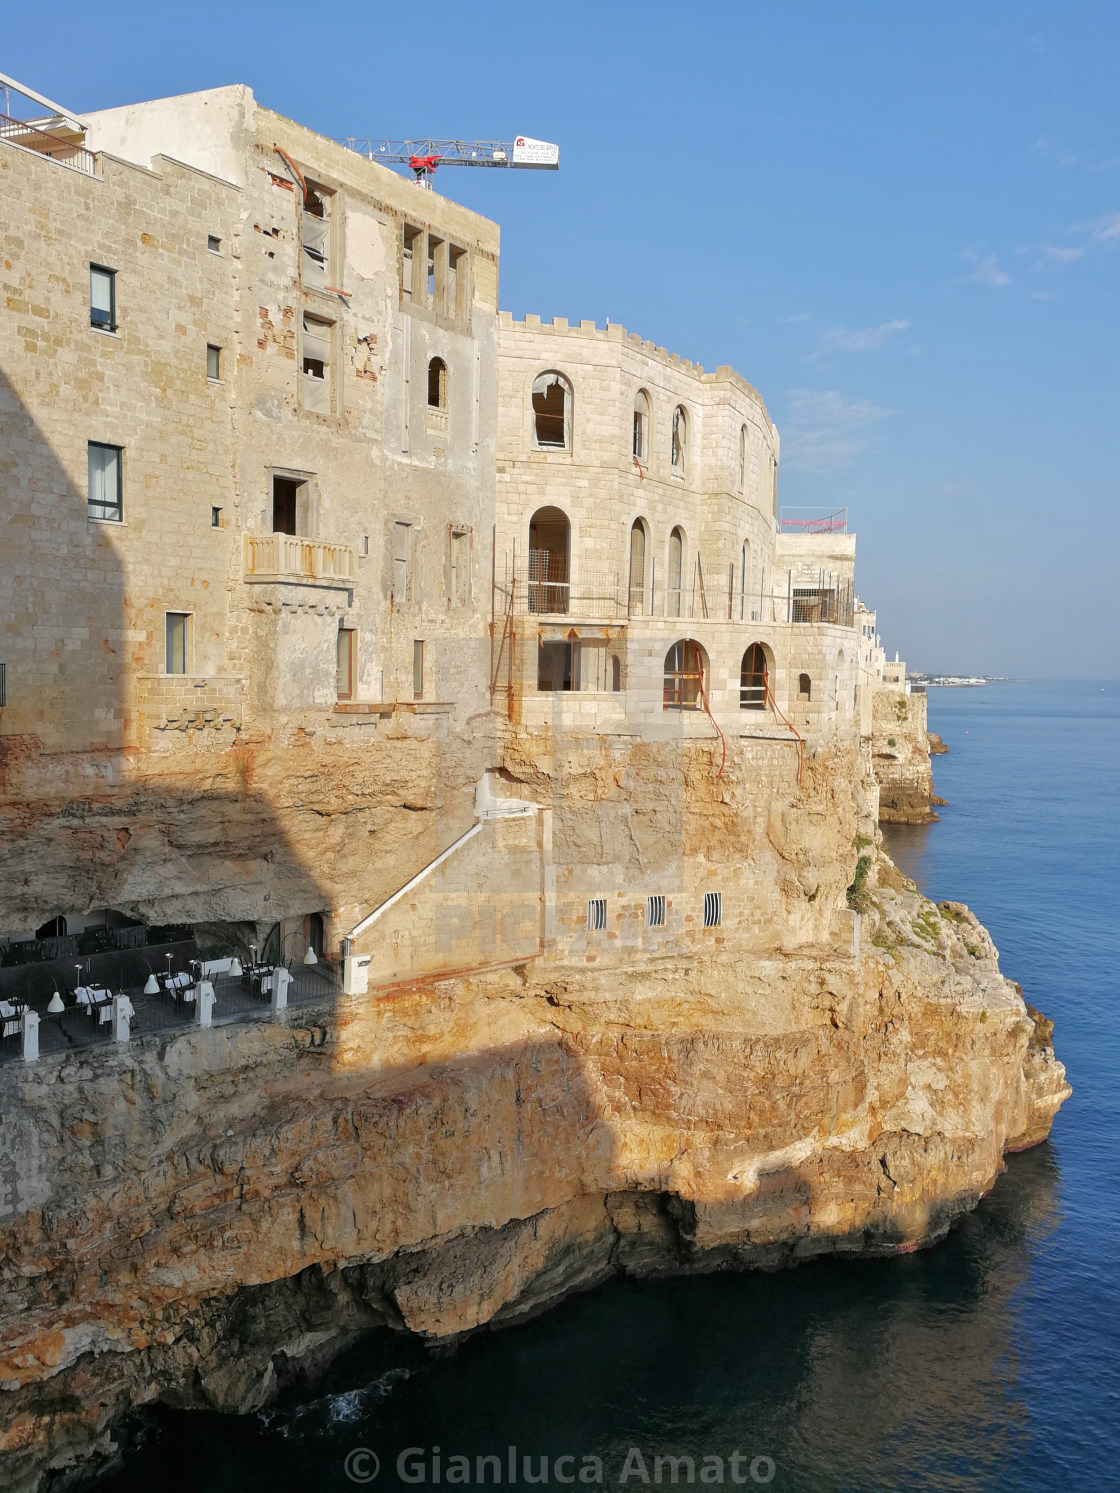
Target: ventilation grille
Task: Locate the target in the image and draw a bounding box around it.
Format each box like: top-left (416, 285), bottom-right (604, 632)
top-left (646, 895), bottom-right (666, 928)
top-left (587, 898), bottom-right (607, 932)
top-left (703, 891), bottom-right (722, 928)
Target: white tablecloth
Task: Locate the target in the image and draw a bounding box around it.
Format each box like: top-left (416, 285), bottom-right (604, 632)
top-left (75, 987), bottom-right (110, 1006)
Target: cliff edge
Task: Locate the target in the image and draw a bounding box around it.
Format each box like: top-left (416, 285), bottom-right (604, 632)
top-left (0, 849), bottom-right (1068, 1491)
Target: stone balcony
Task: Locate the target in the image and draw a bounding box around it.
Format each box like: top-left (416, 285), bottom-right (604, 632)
top-left (243, 533), bottom-right (356, 587)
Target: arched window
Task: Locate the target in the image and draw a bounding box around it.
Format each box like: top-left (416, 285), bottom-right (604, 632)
top-left (739, 425), bottom-right (748, 492)
top-left (532, 371), bottom-right (571, 449)
top-left (664, 639), bottom-right (708, 711)
top-left (427, 356), bottom-right (447, 409)
top-left (528, 506), bottom-right (570, 613)
top-left (633, 389), bottom-right (650, 462)
top-left (628, 519), bottom-right (647, 615)
top-left (671, 406), bottom-right (687, 472)
top-left (668, 527), bottom-right (684, 617)
top-left (798, 673), bottom-right (812, 700)
top-left (739, 539), bottom-right (750, 621)
top-left (741, 643), bottom-right (770, 710)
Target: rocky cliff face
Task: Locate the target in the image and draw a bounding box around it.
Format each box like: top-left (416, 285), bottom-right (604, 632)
top-left (0, 848), bottom-right (1069, 1491)
top-left (872, 692), bottom-right (945, 824)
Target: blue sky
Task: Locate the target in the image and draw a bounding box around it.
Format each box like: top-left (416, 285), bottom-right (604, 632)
top-left (8, 1), bottom-right (1119, 675)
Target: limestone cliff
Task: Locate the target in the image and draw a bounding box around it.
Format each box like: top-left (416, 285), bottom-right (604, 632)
top-left (872, 691), bottom-right (945, 823)
top-left (0, 849), bottom-right (1068, 1492)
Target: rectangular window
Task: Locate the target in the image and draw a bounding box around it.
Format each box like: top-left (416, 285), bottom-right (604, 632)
top-left (211, 506), bottom-right (222, 528)
top-left (448, 245), bottom-right (468, 319)
top-left (0, 662), bottom-right (7, 708)
top-left (646, 895), bottom-right (666, 928)
top-left (272, 475), bottom-right (303, 535)
top-left (703, 892), bottom-right (722, 928)
top-left (301, 184), bottom-right (330, 289)
top-left (449, 528), bottom-right (470, 606)
top-left (537, 640), bottom-right (572, 692)
top-left (427, 234), bottom-right (441, 303)
top-left (587, 898), bottom-right (607, 932)
top-left (359, 534), bottom-right (370, 557)
top-left (87, 442), bottom-right (123, 522)
top-left (206, 344), bottom-right (222, 380)
top-left (165, 613), bottom-right (191, 675)
top-left (301, 314), bottom-right (333, 414)
top-left (90, 265), bottom-right (116, 331)
top-left (412, 640), bottom-right (424, 700)
top-left (207, 234), bottom-right (222, 254)
top-left (336, 628), bottom-right (355, 700)
top-left (392, 520), bottom-right (411, 601)
top-left (402, 224), bottom-right (421, 299)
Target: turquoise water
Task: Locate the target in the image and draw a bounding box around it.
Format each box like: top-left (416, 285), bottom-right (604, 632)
top-left (103, 681), bottom-right (1119, 1491)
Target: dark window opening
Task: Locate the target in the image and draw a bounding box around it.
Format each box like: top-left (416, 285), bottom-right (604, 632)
top-left (537, 640), bottom-right (573, 691)
top-left (798, 672), bottom-right (812, 700)
top-left (428, 356), bottom-right (447, 409)
top-left (532, 373), bottom-right (570, 448)
top-left (741, 643), bottom-right (768, 710)
top-left (272, 476), bottom-right (301, 535)
top-left (413, 639), bottom-right (425, 700)
top-left (663, 639), bottom-right (706, 711)
top-left (207, 234), bottom-right (222, 254)
top-left (211, 506), bottom-right (222, 528)
top-left (206, 343), bottom-right (221, 380)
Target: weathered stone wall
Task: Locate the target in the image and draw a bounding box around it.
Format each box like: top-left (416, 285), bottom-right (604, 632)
top-left (1, 95), bottom-right (503, 947)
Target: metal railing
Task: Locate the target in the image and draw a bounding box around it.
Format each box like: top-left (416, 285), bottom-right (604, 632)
top-left (244, 533), bottom-right (356, 583)
top-left (778, 507), bottom-right (848, 534)
top-left (0, 112), bottom-right (97, 176)
top-left (498, 564), bottom-right (853, 628)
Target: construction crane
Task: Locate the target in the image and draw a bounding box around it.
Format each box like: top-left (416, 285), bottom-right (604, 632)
top-left (335, 136), bottom-right (560, 189)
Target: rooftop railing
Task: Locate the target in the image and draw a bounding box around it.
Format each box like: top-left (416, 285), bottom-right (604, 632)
top-left (778, 507), bottom-right (848, 534)
top-left (0, 111), bottom-right (97, 175)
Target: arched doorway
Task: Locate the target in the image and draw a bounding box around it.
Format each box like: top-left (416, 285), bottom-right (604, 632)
top-left (664, 639), bottom-right (708, 710)
top-left (528, 506), bottom-right (570, 614)
top-left (741, 643), bottom-right (770, 710)
top-left (628, 520), bottom-right (647, 615)
top-left (668, 527), bottom-right (684, 617)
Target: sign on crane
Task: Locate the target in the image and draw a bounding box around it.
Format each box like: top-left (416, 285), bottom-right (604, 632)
top-left (336, 136), bottom-right (560, 189)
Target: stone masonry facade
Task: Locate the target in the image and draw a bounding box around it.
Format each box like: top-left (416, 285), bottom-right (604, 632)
top-left (0, 81), bottom-right (913, 985)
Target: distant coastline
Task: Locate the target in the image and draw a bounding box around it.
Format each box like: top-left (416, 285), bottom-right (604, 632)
top-left (910, 675), bottom-right (1019, 688)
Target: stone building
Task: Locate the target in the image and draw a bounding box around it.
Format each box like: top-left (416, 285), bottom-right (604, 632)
top-left (0, 77), bottom-right (901, 994)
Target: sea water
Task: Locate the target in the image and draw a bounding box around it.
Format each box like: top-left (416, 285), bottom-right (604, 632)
top-left (102, 680), bottom-right (1119, 1491)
